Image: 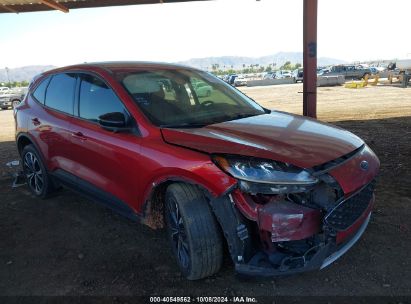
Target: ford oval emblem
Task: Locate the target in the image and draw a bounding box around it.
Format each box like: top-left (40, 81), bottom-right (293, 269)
top-left (360, 160), bottom-right (369, 171)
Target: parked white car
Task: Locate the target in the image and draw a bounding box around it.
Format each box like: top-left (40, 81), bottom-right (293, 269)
top-left (234, 77), bottom-right (248, 87)
top-left (275, 70), bottom-right (292, 79)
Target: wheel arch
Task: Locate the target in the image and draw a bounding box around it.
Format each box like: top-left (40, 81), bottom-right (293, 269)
top-left (144, 177), bottom-right (252, 268)
top-left (141, 174), bottom-right (235, 230)
top-left (16, 133), bottom-right (46, 166)
top-left (16, 133), bottom-right (33, 155)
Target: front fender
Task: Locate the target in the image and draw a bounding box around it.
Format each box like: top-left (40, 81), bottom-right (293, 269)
top-left (140, 164), bottom-right (237, 229)
top-left (142, 164), bottom-right (237, 204)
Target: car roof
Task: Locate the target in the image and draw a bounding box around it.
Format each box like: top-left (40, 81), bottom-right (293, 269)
top-left (44, 61), bottom-right (200, 75)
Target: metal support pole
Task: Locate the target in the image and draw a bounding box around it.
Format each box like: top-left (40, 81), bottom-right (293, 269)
top-left (5, 67), bottom-right (11, 87)
top-left (303, 0), bottom-right (318, 118)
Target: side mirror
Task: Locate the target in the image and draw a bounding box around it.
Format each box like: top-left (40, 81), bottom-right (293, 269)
top-left (98, 112), bottom-right (130, 132)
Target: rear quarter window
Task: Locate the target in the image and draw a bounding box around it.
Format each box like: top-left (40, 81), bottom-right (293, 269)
top-left (32, 77), bottom-right (51, 104)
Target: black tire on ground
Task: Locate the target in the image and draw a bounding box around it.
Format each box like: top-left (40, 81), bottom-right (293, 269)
top-left (12, 99), bottom-right (21, 108)
top-left (1, 107), bottom-right (7, 110)
top-left (21, 144), bottom-right (56, 199)
top-left (165, 183), bottom-right (223, 280)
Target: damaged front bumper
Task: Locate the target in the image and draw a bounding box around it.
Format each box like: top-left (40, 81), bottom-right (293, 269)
top-left (235, 210), bottom-right (372, 277)
top-left (208, 152), bottom-right (378, 277)
top-left (321, 212), bottom-right (371, 270)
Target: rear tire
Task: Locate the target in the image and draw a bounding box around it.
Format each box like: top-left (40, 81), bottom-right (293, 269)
top-left (12, 99), bottom-right (21, 108)
top-left (21, 144), bottom-right (56, 199)
top-left (165, 183), bottom-right (223, 280)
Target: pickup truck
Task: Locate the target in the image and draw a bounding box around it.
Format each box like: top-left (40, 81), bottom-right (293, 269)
top-left (0, 87), bottom-right (27, 110)
top-left (324, 65), bottom-right (372, 80)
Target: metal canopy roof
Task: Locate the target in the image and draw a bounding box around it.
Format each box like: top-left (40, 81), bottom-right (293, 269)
top-left (0, 0), bottom-right (204, 14)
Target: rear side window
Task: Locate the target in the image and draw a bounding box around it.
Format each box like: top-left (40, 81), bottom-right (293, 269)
top-left (79, 74), bottom-right (125, 122)
top-left (45, 73), bottom-right (76, 114)
top-left (32, 77), bottom-right (51, 104)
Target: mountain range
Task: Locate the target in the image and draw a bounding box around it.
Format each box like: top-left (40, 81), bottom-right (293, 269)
top-left (0, 52), bottom-right (346, 83)
top-left (177, 52), bottom-right (346, 70)
top-left (0, 65), bottom-right (56, 83)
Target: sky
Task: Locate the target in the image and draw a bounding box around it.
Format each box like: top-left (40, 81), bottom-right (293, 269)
top-left (0, 0), bottom-right (410, 68)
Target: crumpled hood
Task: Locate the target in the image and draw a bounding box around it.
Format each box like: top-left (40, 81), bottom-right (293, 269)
top-left (161, 112), bottom-right (364, 168)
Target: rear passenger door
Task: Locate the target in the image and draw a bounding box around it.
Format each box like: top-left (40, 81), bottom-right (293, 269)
top-left (30, 73), bottom-right (77, 173)
top-left (67, 73), bottom-right (142, 214)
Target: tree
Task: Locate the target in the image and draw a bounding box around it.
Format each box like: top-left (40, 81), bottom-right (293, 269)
top-left (211, 64), bottom-right (220, 71)
top-left (280, 61), bottom-right (293, 70)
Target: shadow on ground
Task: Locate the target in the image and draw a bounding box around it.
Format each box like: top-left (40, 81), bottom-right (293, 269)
top-left (0, 116), bottom-right (410, 296)
top-left (0, 141), bottom-right (19, 179)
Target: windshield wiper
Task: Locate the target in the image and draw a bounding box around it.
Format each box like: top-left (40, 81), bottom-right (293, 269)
top-left (227, 112), bottom-right (262, 121)
top-left (160, 122), bottom-right (210, 129)
top-left (160, 112), bottom-right (262, 129)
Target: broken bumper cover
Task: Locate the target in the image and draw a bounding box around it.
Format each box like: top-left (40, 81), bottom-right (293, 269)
top-left (320, 212), bottom-right (371, 269)
top-left (235, 211), bottom-right (372, 277)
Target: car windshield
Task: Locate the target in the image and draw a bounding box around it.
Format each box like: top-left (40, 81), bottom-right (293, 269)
top-left (116, 68), bottom-right (266, 128)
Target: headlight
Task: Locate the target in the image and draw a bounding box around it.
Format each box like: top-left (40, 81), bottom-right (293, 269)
top-left (213, 155), bottom-right (318, 194)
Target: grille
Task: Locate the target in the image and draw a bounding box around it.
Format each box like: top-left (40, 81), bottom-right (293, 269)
top-left (312, 145), bottom-right (364, 175)
top-left (325, 180), bottom-right (375, 231)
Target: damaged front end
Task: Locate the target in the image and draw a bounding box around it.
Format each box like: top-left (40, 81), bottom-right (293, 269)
top-left (210, 144), bottom-right (379, 276)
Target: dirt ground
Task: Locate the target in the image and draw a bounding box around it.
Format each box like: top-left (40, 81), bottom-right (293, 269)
top-left (0, 84), bottom-right (410, 297)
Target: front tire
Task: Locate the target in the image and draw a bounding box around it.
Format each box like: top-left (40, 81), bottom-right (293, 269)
top-left (165, 183), bottom-right (223, 280)
top-left (22, 144), bottom-right (55, 198)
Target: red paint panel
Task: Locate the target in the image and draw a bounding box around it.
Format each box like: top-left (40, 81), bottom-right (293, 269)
top-left (161, 112), bottom-right (364, 168)
top-left (258, 200), bottom-right (321, 242)
top-left (231, 189), bottom-right (259, 221)
top-left (232, 190), bottom-right (322, 242)
top-left (329, 145), bottom-right (380, 196)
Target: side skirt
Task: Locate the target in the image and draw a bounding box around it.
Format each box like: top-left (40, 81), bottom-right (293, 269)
top-left (51, 169), bottom-right (142, 223)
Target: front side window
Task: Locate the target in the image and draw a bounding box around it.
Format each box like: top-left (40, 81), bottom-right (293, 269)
top-left (117, 69), bottom-right (265, 127)
top-left (32, 76), bottom-right (51, 104)
top-left (45, 73), bottom-right (76, 114)
top-left (79, 74), bottom-right (126, 122)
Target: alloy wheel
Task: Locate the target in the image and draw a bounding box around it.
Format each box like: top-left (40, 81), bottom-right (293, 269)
top-left (166, 198), bottom-right (190, 270)
top-left (24, 152), bottom-right (44, 194)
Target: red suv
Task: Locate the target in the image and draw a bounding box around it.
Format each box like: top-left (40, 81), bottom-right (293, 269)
top-left (14, 62), bottom-right (379, 280)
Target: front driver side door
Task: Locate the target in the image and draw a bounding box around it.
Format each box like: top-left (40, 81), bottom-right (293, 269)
top-left (67, 73), bottom-right (143, 216)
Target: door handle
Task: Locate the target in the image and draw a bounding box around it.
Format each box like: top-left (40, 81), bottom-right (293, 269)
top-left (31, 118), bottom-right (41, 126)
top-left (71, 131), bottom-right (87, 140)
